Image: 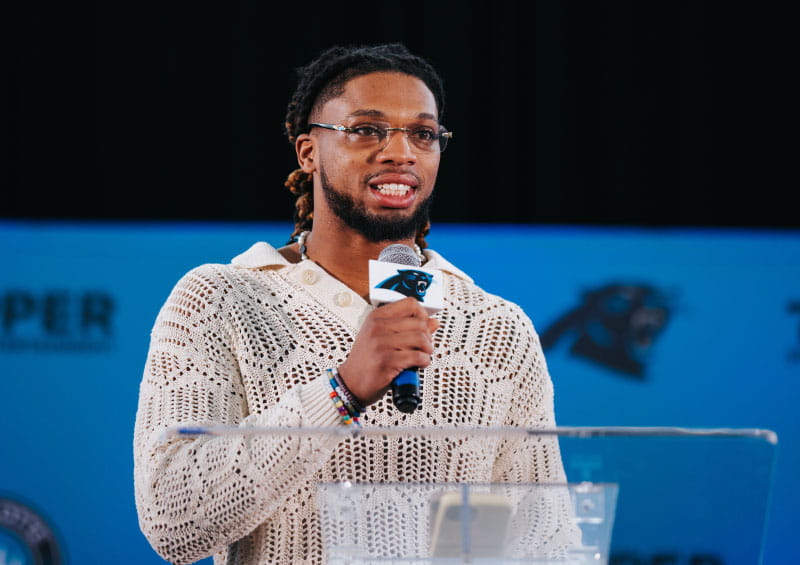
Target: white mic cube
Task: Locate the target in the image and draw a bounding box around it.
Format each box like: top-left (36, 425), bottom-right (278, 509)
top-left (368, 260), bottom-right (444, 315)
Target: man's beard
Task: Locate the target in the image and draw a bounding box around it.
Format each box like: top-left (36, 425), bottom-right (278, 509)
top-left (320, 167), bottom-right (432, 243)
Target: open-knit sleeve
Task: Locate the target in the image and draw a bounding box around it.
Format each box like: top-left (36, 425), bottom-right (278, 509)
top-left (133, 265), bottom-right (342, 564)
top-left (490, 304), bottom-right (563, 482)
top-left (488, 303), bottom-right (581, 556)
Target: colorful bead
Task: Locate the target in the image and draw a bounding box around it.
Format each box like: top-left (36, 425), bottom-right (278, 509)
top-left (326, 368), bottom-right (361, 427)
top-left (327, 367), bottom-right (366, 415)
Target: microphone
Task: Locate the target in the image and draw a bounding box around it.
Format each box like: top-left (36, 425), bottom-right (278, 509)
top-left (368, 244), bottom-right (443, 413)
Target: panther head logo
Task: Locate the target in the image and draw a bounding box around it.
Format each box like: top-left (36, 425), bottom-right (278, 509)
top-left (540, 282), bottom-right (673, 378)
top-left (376, 269), bottom-right (434, 301)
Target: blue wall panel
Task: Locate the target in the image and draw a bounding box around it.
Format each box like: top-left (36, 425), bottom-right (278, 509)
top-left (1, 221), bottom-right (797, 564)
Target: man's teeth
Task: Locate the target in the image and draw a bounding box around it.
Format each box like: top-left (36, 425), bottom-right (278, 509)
top-left (375, 183), bottom-right (411, 196)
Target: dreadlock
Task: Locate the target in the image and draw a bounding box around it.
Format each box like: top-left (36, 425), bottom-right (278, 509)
top-left (283, 43), bottom-right (446, 249)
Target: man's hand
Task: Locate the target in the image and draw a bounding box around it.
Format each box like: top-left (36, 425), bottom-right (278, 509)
top-left (338, 297), bottom-right (440, 406)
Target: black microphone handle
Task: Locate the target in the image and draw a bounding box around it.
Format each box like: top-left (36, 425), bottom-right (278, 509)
top-left (391, 367), bottom-right (420, 413)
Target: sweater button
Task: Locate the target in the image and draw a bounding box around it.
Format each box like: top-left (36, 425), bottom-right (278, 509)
top-left (301, 270), bottom-right (318, 285)
top-left (334, 292), bottom-right (353, 307)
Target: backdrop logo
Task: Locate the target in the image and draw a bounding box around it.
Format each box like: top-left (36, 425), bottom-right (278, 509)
top-left (0, 289), bottom-right (115, 352)
top-left (540, 282), bottom-right (672, 378)
top-left (0, 498), bottom-right (62, 565)
top-left (789, 300), bottom-right (800, 362)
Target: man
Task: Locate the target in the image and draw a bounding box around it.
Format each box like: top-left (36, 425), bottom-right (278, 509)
top-left (134, 44), bottom-right (576, 565)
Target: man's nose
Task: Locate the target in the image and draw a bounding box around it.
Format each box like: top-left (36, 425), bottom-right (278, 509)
top-left (377, 130), bottom-right (417, 164)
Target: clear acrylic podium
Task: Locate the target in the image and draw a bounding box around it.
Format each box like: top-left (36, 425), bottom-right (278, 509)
top-left (168, 426), bottom-right (777, 564)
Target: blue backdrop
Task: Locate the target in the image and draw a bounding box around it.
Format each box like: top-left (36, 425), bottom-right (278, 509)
top-left (1, 221), bottom-right (797, 564)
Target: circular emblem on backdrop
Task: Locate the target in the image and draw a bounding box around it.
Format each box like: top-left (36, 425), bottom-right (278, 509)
top-left (0, 498), bottom-right (62, 565)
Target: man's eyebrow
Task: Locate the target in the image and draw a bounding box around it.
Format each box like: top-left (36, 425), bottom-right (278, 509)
top-left (347, 109), bottom-right (385, 118)
top-left (346, 109), bottom-right (438, 121)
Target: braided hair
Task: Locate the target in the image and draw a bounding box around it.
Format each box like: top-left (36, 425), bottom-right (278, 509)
top-left (283, 43), bottom-right (446, 249)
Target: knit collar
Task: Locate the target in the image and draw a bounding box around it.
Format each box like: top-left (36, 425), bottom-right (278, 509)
top-left (231, 241), bottom-right (473, 283)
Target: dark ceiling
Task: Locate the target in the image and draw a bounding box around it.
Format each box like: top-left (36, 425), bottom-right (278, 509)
top-left (4, 2), bottom-right (795, 228)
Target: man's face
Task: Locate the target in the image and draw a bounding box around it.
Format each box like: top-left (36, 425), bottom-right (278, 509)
top-left (301, 72), bottom-right (441, 242)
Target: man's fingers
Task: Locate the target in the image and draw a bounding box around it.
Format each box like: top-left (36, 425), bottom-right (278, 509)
top-left (375, 296), bottom-right (429, 317)
top-left (382, 330), bottom-right (435, 354)
top-left (342, 297), bottom-right (438, 405)
top-left (379, 350), bottom-right (433, 372)
top-left (371, 316), bottom-right (431, 335)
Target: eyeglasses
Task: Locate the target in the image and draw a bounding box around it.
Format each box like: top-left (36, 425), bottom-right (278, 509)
top-left (309, 122), bottom-right (453, 153)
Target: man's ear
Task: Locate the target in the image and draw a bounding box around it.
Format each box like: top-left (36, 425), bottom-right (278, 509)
top-left (296, 133), bottom-right (316, 173)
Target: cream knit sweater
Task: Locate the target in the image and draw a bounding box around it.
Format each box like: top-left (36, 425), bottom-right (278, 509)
top-left (133, 242), bottom-right (575, 564)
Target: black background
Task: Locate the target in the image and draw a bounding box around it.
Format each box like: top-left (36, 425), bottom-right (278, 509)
top-left (4, 2), bottom-right (795, 228)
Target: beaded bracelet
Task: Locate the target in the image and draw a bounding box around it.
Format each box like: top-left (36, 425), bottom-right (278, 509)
top-left (328, 369), bottom-right (362, 420)
top-left (326, 368), bottom-right (361, 427)
top-left (330, 367), bottom-right (367, 415)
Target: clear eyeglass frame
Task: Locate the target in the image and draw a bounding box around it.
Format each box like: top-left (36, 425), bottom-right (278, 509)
top-left (309, 122), bottom-right (453, 153)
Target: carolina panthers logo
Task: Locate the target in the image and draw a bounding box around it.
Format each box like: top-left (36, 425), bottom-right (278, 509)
top-left (540, 283), bottom-right (673, 379)
top-left (376, 270), bottom-right (433, 301)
